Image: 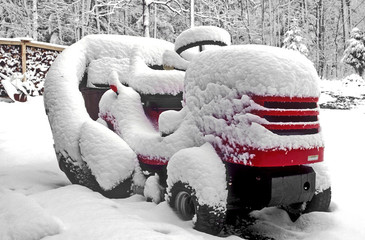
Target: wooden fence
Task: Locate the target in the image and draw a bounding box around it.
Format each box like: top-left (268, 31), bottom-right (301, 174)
top-left (0, 38), bottom-right (66, 97)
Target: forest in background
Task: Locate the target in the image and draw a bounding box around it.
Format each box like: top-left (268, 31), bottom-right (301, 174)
top-left (0, 0), bottom-right (364, 80)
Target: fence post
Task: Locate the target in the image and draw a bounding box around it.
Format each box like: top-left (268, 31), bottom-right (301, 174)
top-left (20, 38), bottom-right (32, 82)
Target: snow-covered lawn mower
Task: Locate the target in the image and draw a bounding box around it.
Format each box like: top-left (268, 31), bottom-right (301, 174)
top-left (44, 26), bottom-right (331, 235)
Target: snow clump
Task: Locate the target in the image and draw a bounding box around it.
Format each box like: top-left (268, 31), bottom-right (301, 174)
top-left (166, 143), bottom-right (227, 210)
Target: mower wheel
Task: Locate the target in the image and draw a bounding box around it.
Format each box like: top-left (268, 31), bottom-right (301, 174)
top-left (169, 181), bottom-right (225, 235)
top-left (283, 187), bottom-right (332, 221)
top-left (304, 187), bottom-right (332, 213)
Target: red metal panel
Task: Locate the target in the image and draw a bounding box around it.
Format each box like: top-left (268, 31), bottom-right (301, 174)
top-left (222, 147), bottom-right (324, 167)
top-left (138, 155), bottom-right (169, 166)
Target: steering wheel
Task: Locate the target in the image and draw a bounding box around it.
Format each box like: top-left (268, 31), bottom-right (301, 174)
top-left (174, 26), bottom-right (231, 56)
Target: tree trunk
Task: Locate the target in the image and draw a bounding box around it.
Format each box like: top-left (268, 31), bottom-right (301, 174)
top-left (81, 0), bottom-right (85, 38)
top-left (302, 0), bottom-right (309, 36)
top-left (124, 8), bottom-right (127, 35)
top-left (32, 0), bottom-right (38, 40)
top-left (245, 0), bottom-right (252, 43)
top-left (261, 0), bottom-right (265, 44)
top-left (154, 3), bottom-right (157, 38)
top-left (190, 0), bottom-right (195, 27)
top-left (316, 0), bottom-right (325, 77)
top-left (346, 0), bottom-right (351, 29)
top-left (269, 0), bottom-right (273, 45)
top-left (334, 9), bottom-right (341, 78)
top-left (341, 0), bottom-right (349, 48)
top-left (287, 0), bottom-right (291, 32)
top-left (142, 0), bottom-right (150, 37)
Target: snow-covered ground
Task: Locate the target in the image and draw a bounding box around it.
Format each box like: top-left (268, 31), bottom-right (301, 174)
top-left (0, 81), bottom-right (365, 239)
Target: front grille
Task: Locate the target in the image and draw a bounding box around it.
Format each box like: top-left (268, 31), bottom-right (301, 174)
top-left (252, 96), bottom-right (320, 136)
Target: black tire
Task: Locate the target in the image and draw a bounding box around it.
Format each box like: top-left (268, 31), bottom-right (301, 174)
top-left (58, 152), bottom-right (132, 198)
top-left (168, 181), bottom-right (226, 235)
top-left (283, 187), bottom-right (332, 221)
top-left (304, 187), bottom-right (332, 213)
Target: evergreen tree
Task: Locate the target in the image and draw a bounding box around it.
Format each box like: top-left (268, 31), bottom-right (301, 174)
top-left (282, 18), bottom-right (309, 56)
top-left (342, 27), bottom-right (365, 77)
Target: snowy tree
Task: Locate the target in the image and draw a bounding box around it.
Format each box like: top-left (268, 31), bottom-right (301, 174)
top-left (282, 18), bottom-right (309, 56)
top-left (342, 27), bottom-right (365, 77)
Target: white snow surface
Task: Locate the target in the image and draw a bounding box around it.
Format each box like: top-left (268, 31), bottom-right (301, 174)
top-left (0, 188), bottom-right (61, 240)
top-left (1, 86), bottom-right (365, 239)
top-left (166, 143), bottom-right (227, 209)
top-left (79, 120), bottom-right (137, 190)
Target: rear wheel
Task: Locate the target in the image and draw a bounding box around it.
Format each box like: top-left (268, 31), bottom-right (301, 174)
top-left (284, 187), bottom-right (332, 221)
top-left (169, 181), bottom-right (225, 235)
top-left (304, 187), bottom-right (331, 213)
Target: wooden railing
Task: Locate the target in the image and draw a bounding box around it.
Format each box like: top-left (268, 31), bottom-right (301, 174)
top-left (0, 38), bottom-right (66, 97)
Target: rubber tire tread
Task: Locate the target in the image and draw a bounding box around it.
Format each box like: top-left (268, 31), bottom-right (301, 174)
top-left (169, 181), bottom-right (226, 235)
top-left (304, 187), bottom-right (332, 213)
top-left (58, 152), bottom-right (132, 198)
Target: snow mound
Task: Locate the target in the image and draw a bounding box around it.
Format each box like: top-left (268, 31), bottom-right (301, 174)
top-left (127, 53), bottom-right (184, 95)
top-left (174, 26), bottom-right (231, 53)
top-left (87, 54), bottom-right (184, 95)
top-left (87, 57), bottom-right (130, 87)
top-left (162, 50), bottom-right (189, 70)
top-left (167, 143), bottom-right (227, 209)
top-left (185, 45), bottom-right (320, 99)
top-left (0, 188), bottom-right (61, 240)
top-left (143, 174), bottom-right (164, 203)
top-left (158, 108), bottom-right (187, 136)
top-left (342, 74), bottom-right (365, 97)
top-left (79, 120), bottom-right (137, 190)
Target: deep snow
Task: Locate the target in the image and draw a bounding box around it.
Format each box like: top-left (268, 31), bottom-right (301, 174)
top-left (0, 81), bottom-right (365, 239)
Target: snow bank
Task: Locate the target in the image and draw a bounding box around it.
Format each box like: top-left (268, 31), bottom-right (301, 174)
top-left (166, 143), bottom-right (227, 210)
top-left (79, 120), bottom-right (138, 190)
top-left (0, 188), bottom-right (61, 240)
top-left (32, 185), bottom-right (206, 240)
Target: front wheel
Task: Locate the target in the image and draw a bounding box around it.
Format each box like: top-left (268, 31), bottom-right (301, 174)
top-left (168, 181), bottom-right (226, 235)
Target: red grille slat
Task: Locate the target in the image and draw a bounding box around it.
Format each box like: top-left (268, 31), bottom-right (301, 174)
top-left (252, 109), bottom-right (319, 117)
top-left (252, 96), bottom-right (319, 104)
top-left (262, 123), bottom-right (320, 130)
